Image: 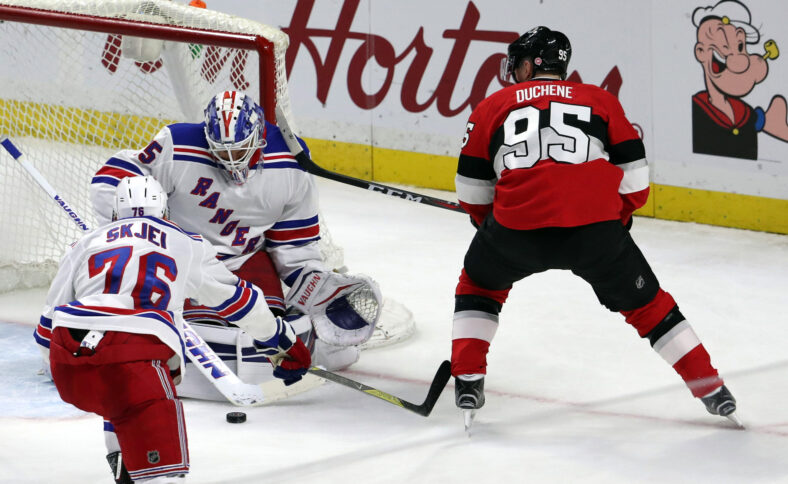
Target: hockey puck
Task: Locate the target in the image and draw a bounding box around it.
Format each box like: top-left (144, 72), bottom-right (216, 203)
top-left (226, 411), bottom-right (247, 424)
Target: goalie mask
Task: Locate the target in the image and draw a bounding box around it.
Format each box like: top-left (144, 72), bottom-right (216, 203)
top-left (204, 90), bottom-right (267, 185)
top-left (113, 175), bottom-right (169, 220)
top-left (501, 26), bottom-right (572, 83)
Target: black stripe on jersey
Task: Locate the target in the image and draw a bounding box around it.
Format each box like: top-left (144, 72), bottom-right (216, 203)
top-left (487, 107), bottom-right (608, 162)
top-left (607, 139), bottom-right (646, 165)
top-left (458, 154), bottom-right (497, 180)
top-left (563, 112), bottom-right (608, 147)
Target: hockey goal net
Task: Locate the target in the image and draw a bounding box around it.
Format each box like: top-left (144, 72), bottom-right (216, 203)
top-left (0, 0), bottom-right (414, 346)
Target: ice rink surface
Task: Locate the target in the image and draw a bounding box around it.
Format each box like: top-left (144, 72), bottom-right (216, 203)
top-left (1, 178), bottom-right (787, 483)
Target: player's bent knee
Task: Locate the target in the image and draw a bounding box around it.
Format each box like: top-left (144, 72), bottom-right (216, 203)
top-left (621, 289), bottom-right (679, 337)
top-left (644, 305), bottom-right (686, 347)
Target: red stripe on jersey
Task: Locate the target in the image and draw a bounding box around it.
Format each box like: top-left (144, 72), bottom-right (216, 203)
top-left (265, 225), bottom-right (320, 242)
top-left (264, 153), bottom-right (296, 161)
top-left (72, 305), bottom-right (174, 323)
top-left (174, 147), bottom-right (210, 156)
top-left (36, 323), bottom-right (52, 340)
top-left (95, 166), bottom-right (137, 179)
top-left (217, 287), bottom-right (253, 318)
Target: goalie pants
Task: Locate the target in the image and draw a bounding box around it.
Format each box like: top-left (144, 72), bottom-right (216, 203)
top-left (49, 327), bottom-right (190, 481)
top-left (453, 216), bottom-right (723, 397)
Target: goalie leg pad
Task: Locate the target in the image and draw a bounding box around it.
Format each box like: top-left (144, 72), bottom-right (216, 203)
top-left (311, 339), bottom-right (360, 371)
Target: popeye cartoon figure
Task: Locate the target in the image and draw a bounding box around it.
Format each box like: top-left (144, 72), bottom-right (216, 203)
top-left (692, 0), bottom-right (788, 159)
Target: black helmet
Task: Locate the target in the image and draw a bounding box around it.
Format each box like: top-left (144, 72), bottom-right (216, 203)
top-left (502, 26), bottom-right (572, 82)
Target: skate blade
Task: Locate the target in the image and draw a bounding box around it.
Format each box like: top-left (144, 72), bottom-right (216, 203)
top-left (725, 412), bottom-right (745, 429)
top-left (463, 409), bottom-right (476, 435)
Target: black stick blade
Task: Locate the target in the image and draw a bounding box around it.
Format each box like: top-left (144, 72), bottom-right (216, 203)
top-left (308, 360), bottom-right (452, 417)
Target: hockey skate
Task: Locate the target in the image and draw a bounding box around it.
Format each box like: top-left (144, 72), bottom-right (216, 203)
top-left (455, 375), bottom-right (485, 433)
top-left (700, 385), bottom-right (743, 427)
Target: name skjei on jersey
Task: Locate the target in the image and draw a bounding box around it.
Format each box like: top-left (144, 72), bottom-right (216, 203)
top-left (106, 221), bottom-right (168, 248)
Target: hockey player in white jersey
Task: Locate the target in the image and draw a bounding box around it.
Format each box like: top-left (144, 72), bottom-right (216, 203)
top-left (85, 90), bottom-right (381, 398)
top-left (42, 176), bottom-right (311, 483)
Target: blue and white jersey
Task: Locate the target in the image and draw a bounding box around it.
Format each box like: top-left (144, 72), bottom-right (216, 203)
top-left (90, 121), bottom-right (326, 285)
top-left (37, 216), bottom-right (278, 375)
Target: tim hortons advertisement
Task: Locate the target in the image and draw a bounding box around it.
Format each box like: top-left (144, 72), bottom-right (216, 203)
top-left (216, 0), bottom-right (787, 205)
top-left (215, 0), bottom-right (655, 159)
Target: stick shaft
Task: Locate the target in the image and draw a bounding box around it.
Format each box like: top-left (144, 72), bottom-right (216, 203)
top-left (1, 136), bottom-right (91, 231)
top-left (274, 108), bottom-right (465, 213)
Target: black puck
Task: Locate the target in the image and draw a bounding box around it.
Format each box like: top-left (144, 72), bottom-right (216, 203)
top-left (226, 411), bottom-right (247, 423)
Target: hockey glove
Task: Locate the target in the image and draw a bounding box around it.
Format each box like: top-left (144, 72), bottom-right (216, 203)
top-left (253, 316), bottom-right (311, 385)
top-left (285, 271), bottom-right (383, 346)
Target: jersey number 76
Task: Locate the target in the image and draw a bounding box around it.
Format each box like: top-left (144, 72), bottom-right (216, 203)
top-left (88, 247), bottom-right (178, 309)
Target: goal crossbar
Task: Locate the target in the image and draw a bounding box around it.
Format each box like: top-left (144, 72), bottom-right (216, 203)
top-left (0, 3), bottom-right (278, 124)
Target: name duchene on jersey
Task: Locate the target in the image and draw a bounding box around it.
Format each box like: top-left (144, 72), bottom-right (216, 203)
top-left (514, 83), bottom-right (574, 103)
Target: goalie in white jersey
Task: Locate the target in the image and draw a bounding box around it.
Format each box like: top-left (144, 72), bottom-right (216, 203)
top-left (42, 176), bottom-right (310, 483)
top-left (85, 90), bottom-right (382, 398)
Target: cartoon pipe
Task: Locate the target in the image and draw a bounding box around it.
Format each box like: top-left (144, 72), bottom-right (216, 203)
top-left (763, 40), bottom-right (779, 60)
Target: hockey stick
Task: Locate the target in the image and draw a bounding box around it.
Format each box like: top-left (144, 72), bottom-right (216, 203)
top-left (0, 136), bottom-right (90, 231)
top-left (275, 106), bottom-right (465, 214)
top-left (307, 360), bottom-right (451, 417)
top-left (0, 135), bottom-right (322, 406)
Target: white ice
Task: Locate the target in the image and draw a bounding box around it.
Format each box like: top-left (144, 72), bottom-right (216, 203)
top-left (1, 178), bottom-right (788, 483)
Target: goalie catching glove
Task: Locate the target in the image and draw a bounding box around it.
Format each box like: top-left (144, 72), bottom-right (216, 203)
top-left (285, 271), bottom-right (383, 346)
top-left (253, 316), bottom-right (311, 386)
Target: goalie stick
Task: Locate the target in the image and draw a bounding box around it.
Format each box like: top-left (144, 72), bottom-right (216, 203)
top-left (275, 106), bottom-right (465, 214)
top-left (0, 135), bottom-right (323, 406)
top-left (308, 360), bottom-right (451, 417)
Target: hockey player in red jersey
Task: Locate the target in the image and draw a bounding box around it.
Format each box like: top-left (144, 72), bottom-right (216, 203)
top-left (451, 26), bottom-right (739, 427)
top-left (45, 176), bottom-right (310, 483)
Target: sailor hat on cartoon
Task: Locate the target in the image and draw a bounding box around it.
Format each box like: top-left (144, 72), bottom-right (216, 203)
top-left (692, 0), bottom-right (759, 44)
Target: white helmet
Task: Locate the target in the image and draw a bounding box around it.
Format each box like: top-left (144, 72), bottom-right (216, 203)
top-left (113, 176), bottom-right (169, 221)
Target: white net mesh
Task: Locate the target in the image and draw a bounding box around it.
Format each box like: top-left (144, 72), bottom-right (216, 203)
top-left (0, 0), bottom-right (345, 293)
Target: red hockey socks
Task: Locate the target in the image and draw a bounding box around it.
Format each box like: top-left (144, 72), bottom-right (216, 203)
top-left (622, 289), bottom-right (723, 397)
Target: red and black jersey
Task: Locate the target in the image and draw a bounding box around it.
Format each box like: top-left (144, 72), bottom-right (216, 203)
top-left (456, 78), bottom-right (649, 230)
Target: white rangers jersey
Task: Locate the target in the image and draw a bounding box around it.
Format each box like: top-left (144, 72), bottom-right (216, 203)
top-left (90, 121), bottom-right (326, 287)
top-left (36, 216), bottom-right (277, 375)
